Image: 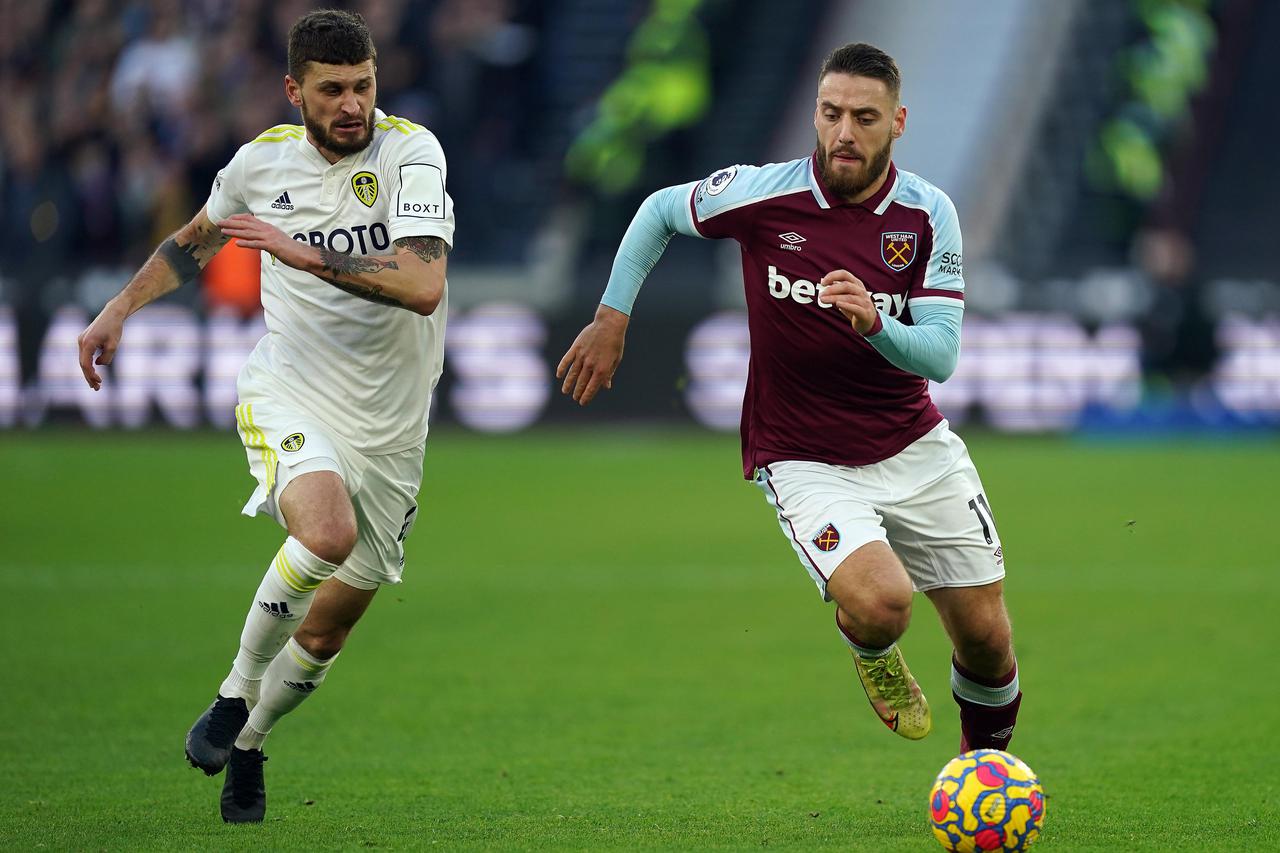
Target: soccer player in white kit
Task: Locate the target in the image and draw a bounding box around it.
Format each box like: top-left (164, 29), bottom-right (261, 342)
top-left (75, 11), bottom-right (454, 823)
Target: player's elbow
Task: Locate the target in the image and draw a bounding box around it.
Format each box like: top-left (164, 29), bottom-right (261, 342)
top-left (406, 277), bottom-right (445, 315)
top-left (406, 291), bottom-right (441, 316)
top-left (923, 354), bottom-right (958, 383)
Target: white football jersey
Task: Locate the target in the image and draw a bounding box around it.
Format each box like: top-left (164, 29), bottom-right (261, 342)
top-left (206, 110), bottom-right (455, 454)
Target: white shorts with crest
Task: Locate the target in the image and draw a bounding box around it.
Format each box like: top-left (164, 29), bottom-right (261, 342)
top-left (753, 421), bottom-right (1005, 600)
top-left (234, 400), bottom-right (423, 590)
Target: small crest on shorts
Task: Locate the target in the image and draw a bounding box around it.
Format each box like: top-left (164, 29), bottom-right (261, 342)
top-left (994, 545), bottom-right (1004, 566)
top-left (881, 232), bottom-right (917, 271)
top-left (280, 433), bottom-right (305, 452)
top-left (352, 171), bottom-right (378, 207)
top-left (813, 523), bottom-right (841, 553)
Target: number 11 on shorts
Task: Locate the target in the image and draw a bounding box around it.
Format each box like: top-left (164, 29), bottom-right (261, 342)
top-left (967, 493), bottom-right (994, 544)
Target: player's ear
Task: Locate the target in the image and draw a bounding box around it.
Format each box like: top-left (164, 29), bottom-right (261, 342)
top-left (892, 104), bottom-right (907, 138)
top-left (284, 74), bottom-right (303, 108)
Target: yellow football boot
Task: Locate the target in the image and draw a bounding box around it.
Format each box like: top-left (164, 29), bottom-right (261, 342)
top-left (851, 646), bottom-right (932, 739)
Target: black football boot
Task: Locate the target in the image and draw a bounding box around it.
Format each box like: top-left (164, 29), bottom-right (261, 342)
top-left (185, 696), bottom-right (250, 775)
top-left (220, 747), bottom-right (268, 823)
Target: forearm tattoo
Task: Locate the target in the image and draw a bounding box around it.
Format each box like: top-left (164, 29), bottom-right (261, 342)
top-left (317, 248), bottom-right (402, 306)
top-left (316, 276), bottom-right (403, 306)
top-left (394, 236), bottom-right (450, 263)
top-left (157, 220), bottom-right (230, 283)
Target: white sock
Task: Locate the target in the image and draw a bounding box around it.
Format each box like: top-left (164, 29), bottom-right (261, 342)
top-left (236, 638), bottom-right (337, 749)
top-left (219, 537), bottom-right (338, 705)
top-left (951, 658), bottom-right (1020, 706)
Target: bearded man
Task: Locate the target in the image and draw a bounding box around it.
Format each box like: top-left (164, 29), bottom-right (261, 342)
top-left (558, 42), bottom-right (1022, 760)
top-left (77, 9), bottom-right (454, 822)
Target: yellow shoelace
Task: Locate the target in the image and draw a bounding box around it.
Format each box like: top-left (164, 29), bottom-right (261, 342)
top-left (864, 654), bottom-right (912, 707)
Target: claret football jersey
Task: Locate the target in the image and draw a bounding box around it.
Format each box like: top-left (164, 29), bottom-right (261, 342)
top-left (206, 110), bottom-right (456, 453)
top-left (687, 156), bottom-right (964, 476)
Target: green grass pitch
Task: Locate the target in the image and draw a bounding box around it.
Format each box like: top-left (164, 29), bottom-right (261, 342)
top-left (1, 428), bottom-right (1277, 851)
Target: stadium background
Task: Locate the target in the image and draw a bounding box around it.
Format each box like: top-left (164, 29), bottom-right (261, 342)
top-left (3, 0), bottom-right (1278, 432)
top-left (2, 1), bottom-right (1277, 850)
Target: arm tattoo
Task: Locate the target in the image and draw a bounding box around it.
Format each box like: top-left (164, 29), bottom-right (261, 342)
top-left (317, 276), bottom-right (403, 306)
top-left (394, 236), bottom-right (450, 263)
top-left (316, 248), bottom-right (403, 306)
top-left (318, 248), bottom-right (400, 277)
top-left (157, 220), bottom-right (229, 283)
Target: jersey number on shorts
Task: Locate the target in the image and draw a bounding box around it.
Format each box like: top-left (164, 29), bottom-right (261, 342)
top-left (967, 493), bottom-right (995, 544)
top-left (397, 505), bottom-right (419, 543)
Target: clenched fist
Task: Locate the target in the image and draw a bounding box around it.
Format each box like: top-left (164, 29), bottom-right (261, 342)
top-left (819, 269), bottom-right (879, 335)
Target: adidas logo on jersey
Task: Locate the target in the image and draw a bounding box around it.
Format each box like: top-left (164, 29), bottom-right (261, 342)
top-left (271, 191), bottom-right (295, 211)
top-left (258, 600), bottom-right (295, 619)
top-left (283, 680), bottom-right (319, 693)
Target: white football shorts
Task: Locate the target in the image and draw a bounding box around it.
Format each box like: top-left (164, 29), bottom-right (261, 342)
top-left (234, 400), bottom-right (423, 590)
top-left (754, 421), bottom-right (1005, 599)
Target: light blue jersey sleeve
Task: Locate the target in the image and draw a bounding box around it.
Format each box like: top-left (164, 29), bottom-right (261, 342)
top-left (599, 182), bottom-right (701, 316)
top-left (866, 170), bottom-right (965, 381)
top-left (863, 300), bottom-right (963, 383)
top-left (600, 161), bottom-right (810, 315)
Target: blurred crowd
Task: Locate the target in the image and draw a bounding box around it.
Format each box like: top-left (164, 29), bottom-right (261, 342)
top-left (0, 0), bottom-right (543, 377)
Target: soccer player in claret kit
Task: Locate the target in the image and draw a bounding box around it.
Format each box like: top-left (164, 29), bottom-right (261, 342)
top-left (76, 11), bottom-right (454, 822)
top-left (559, 43), bottom-right (1022, 753)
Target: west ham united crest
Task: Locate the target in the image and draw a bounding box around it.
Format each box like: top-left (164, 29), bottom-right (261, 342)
top-left (813, 523), bottom-right (841, 553)
top-left (351, 171), bottom-right (378, 207)
top-left (881, 231), bottom-right (917, 271)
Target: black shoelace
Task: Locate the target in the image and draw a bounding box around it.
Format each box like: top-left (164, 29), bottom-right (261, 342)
top-left (207, 698), bottom-right (247, 745)
top-left (230, 751), bottom-right (267, 802)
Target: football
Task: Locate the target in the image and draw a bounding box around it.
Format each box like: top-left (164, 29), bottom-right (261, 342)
top-left (929, 749), bottom-right (1047, 852)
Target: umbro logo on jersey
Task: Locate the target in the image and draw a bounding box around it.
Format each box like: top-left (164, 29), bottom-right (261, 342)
top-left (990, 725), bottom-right (1015, 740)
top-left (258, 600), bottom-right (294, 619)
top-left (779, 232), bottom-right (806, 252)
top-left (271, 191), bottom-right (295, 211)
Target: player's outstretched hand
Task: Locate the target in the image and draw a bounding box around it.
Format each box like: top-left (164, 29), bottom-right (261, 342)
top-left (557, 305), bottom-right (629, 406)
top-left (820, 270), bottom-right (878, 335)
top-left (217, 214), bottom-right (311, 270)
top-left (77, 302), bottom-right (128, 390)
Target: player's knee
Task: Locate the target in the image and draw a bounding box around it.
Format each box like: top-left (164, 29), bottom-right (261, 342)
top-left (868, 593), bottom-right (912, 637)
top-left (866, 574), bottom-right (913, 627)
top-left (831, 571), bottom-right (913, 638)
top-left (956, 619), bottom-right (1013, 670)
top-left (841, 588), bottom-right (912, 638)
top-left (294, 624), bottom-right (350, 660)
top-left (295, 521), bottom-right (358, 565)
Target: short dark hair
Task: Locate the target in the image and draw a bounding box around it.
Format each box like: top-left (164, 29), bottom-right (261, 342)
top-left (287, 9), bottom-right (377, 82)
top-left (818, 43), bottom-right (901, 100)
